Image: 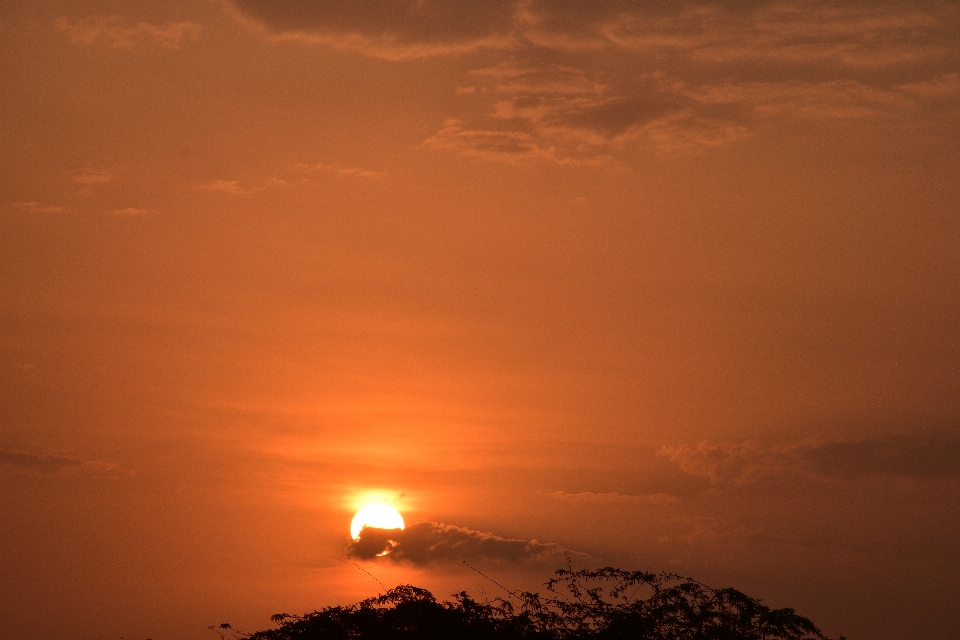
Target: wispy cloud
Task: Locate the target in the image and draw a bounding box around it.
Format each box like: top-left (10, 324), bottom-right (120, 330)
top-left (110, 207), bottom-right (155, 216)
top-left (686, 79), bottom-right (917, 119)
top-left (421, 120), bottom-right (559, 164)
top-left (429, 54), bottom-right (958, 162)
top-left (803, 437), bottom-right (960, 479)
top-left (424, 66), bottom-right (751, 161)
top-left (55, 16), bottom-right (201, 50)
top-left (10, 201), bottom-right (70, 214)
top-left (597, 3), bottom-right (954, 68)
top-left (222, 0), bottom-right (517, 60)
top-left (548, 490), bottom-right (680, 505)
top-left (0, 449), bottom-right (124, 477)
top-left (71, 169), bottom-right (113, 185)
top-left (220, 1), bottom-right (959, 160)
top-left (223, 0), bottom-right (959, 68)
top-left (659, 435), bottom-right (960, 485)
top-left (897, 72), bottom-right (960, 99)
top-left (198, 179), bottom-right (262, 196)
top-left (295, 162), bottom-right (389, 180)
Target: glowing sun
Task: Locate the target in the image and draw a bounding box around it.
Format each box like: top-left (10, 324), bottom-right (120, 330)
top-left (350, 503), bottom-right (405, 540)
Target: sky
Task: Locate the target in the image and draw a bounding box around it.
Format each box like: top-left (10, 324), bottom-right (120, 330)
top-left (1, 1), bottom-right (959, 638)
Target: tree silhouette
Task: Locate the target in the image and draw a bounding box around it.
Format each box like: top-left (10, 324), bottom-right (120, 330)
top-left (242, 567), bottom-right (838, 640)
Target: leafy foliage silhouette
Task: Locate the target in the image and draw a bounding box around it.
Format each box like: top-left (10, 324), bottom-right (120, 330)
top-left (242, 567), bottom-right (837, 640)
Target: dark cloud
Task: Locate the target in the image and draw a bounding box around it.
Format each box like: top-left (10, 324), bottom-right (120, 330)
top-left (225, 0), bottom-right (518, 54)
top-left (658, 441), bottom-right (782, 486)
top-left (558, 97), bottom-right (679, 137)
top-left (802, 437), bottom-right (960, 479)
top-left (224, 0), bottom-right (958, 157)
top-left (223, 0), bottom-right (770, 52)
top-left (349, 521), bottom-right (589, 566)
top-left (659, 435), bottom-right (960, 485)
top-left (225, 0), bottom-right (958, 67)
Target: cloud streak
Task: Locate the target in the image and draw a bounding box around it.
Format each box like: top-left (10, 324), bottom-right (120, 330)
top-left (222, 0), bottom-right (959, 160)
top-left (659, 435), bottom-right (960, 485)
top-left (198, 179), bottom-right (262, 196)
top-left (548, 491), bottom-right (680, 505)
top-left (55, 16), bottom-right (201, 50)
top-left (10, 201), bottom-right (70, 214)
top-left (223, 0), bottom-right (517, 59)
top-left (224, 0), bottom-right (959, 65)
top-left (110, 207), bottom-right (155, 216)
top-left (71, 169), bottom-right (113, 185)
top-left (0, 449), bottom-right (123, 476)
top-left (297, 162), bottom-right (390, 180)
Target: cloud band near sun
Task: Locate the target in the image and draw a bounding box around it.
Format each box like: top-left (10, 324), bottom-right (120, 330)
top-left (349, 521), bottom-right (590, 566)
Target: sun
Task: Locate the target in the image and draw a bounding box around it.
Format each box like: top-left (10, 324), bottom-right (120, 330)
top-left (350, 503), bottom-right (405, 540)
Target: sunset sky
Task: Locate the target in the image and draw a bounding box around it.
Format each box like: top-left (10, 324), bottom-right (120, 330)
top-left (2, 1), bottom-right (959, 638)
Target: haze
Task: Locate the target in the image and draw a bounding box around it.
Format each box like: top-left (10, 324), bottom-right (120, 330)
top-left (1, 2), bottom-right (958, 639)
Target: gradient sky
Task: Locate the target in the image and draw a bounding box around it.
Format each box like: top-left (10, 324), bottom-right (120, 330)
top-left (2, 1), bottom-right (959, 639)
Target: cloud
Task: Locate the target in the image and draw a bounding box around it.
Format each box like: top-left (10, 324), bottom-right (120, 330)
top-left (432, 53), bottom-right (955, 161)
top-left (10, 201), bottom-right (70, 214)
top-left (802, 437), bottom-right (960, 479)
top-left (110, 207), bottom-right (154, 216)
top-left (348, 521), bottom-right (589, 566)
top-left (198, 179), bottom-right (261, 195)
top-left (548, 490), bottom-right (680, 505)
top-left (659, 435), bottom-right (960, 485)
top-left (223, 0), bottom-right (958, 66)
top-left (597, 2), bottom-right (955, 68)
top-left (421, 120), bottom-right (559, 163)
top-left (303, 162), bottom-right (389, 180)
top-left (55, 16), bottom-right (201, 50)
top-left (478, 63), bottom-right (682, 141)
top-left (0, 449), bottom-right (123, 476)
top-left (221, 1), bottom-right (958, 158)
top-left (72, 169), bottom-right (113, 185)
top-left (425, 66), bottom-right (752, 161)
top-left (686, 79), bottom-right (917, 119)
top-left (223, 0), bottom-right (518, 58)
top-left (897, 72), bottom-right (960, 99)
top-left (658, 441), bottom-right (785, 486)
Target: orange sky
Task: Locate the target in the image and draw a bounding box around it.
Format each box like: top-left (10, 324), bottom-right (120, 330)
top-left (2, 1), bottom-right (959, 639)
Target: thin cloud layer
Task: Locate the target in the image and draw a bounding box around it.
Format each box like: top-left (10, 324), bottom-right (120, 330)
top-left (659, 435), bottom-right (960, 485)
top-left (110, 207), bottom-right (155, 216)
top-left (222, 0), bottom-right (958, 159)
top-left (421, 120), bottom-right (560, 164)
top-left (430, 63), bottom-right (956, 161)
top-left (71, 169), bottom-right (113, 185)
top-left (349, 521), bottom-right (589, 566)
top-left (55, 16), bottom-right (201, 50)
top-left (198, 179), bottom-right (262, 196)
top-left (596, 2), bottom-right (956, 67)
top-left (296, 162), bottom-right (390, 180)
top-left (224, 0), bottom-right (959, 64)
top-left (548, 491), bottom-right (680, 505)
top-left (10, 201), bottom-right (70, 214)
top-left (224, 0), bottom-right (518, 57)
top-left (804, 437), bottom-right (960, 479)
top-left (426, 65), bottom-right (749, 161)
top-left (0, 449), bottom-right (122, 476)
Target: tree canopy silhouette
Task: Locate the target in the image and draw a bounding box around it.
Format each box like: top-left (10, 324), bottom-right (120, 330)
top-left (240, 567), bottom-right (837, 640)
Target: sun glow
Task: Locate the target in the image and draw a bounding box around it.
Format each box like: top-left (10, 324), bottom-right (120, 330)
top-left (350, 504), bottom-right (405, 540)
